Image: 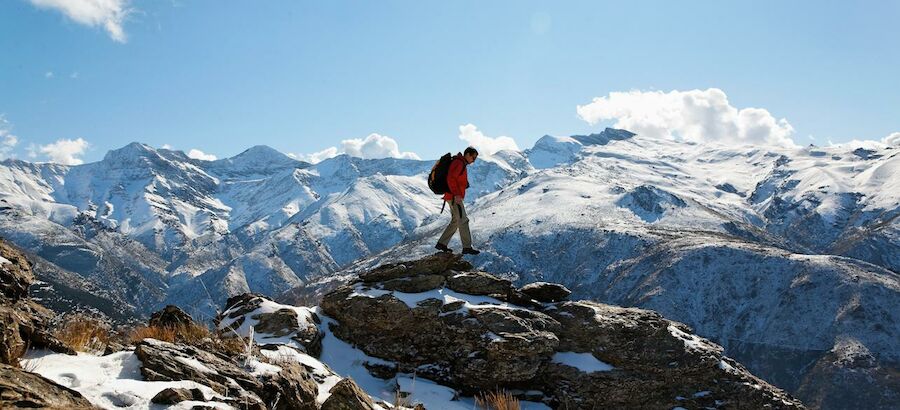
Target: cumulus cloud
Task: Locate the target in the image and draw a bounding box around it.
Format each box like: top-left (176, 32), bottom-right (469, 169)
top-left (457, 124), bottom-right (519, 156)
top-left (0, 116), bottom-right (20, 159)
top-left (39, 138), bottom-right (89, 165)
top-left (294, 133), bottom-right (419, 164)
top-left (28, 0), bottom-right (131, 43)
top-left (187, 149), bottom-right (217, 161)
top-left (576, 88), bottom-right (797, 148)
top-left (883, 132), bottom-right (900, 147)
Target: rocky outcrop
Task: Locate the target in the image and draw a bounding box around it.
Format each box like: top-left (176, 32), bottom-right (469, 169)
top-left (218, 293), bottom-right (324, 356)
top-left (0, 240), bottom-right (73, 365)
top-left (0, 363), bottom-right (97, 409)
top-left (320, 378), bottom-right (377, 410)
top-left (134, 338), bottom-right (317, 409)
top-left (322, 253), bottom-right (805, 409)
top-left (148, 305), bottom-right (196, 328)
top-left (519, 282), bottom-right (571, 302)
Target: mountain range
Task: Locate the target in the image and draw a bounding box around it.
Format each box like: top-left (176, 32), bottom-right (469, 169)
top-left (0, 128), bottom-right (897, 408)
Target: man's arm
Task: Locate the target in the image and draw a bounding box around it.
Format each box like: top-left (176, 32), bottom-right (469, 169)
top-left (447, 159), bottom-right (464, 203)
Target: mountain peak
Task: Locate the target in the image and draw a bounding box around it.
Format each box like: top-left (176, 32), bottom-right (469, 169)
top-left (101, 142), bottom-right (159, 163)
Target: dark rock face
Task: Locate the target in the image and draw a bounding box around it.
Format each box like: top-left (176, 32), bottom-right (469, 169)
top-left (358, 252), bottom-right (473, 282)
top-left (151, 387), bottom-right (205, 404)
top-left (218, 293), bottom-right (324, 356)
top-left (134, 338), bottom-right (318, 410)
top-left (0, 241), bottom-right (32, 303)
top-left (519, 282), bottom-right (571, 302)
top-left (0, 363), bottom-right (97, 409)
top-left (321, 378), bottom-right (378, 410)
top-left (322, 255), bottom-right (805, 409)
top-left (446, 271), bottom-right (512, 295)
top-left (0, 241), bottom-right (73, 365)
top-left (148, 305), bottom-right (196, 328)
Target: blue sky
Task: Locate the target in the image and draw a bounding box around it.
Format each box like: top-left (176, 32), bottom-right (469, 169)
top-left (1, 0), bottom-right (899, 164)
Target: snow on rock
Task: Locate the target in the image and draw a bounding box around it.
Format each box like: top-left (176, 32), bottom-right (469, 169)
top-left (551, 351), bottom-right (614, 373)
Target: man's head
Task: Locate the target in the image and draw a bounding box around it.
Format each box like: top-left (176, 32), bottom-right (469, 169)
top-left (463, 147), bottom-right (479, 164)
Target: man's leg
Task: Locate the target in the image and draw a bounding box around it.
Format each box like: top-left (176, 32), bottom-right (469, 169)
top-left (437, 200), bottom-right (459, 246)
top-left (457, 202), bottom-right (472, 249)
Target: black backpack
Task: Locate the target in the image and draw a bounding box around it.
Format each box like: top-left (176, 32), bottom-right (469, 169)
top-left (428, 153), bottom-right (454, 195)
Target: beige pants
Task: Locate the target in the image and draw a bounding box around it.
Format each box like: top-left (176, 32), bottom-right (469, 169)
top-left (438, 200), bottom-right (472, 248)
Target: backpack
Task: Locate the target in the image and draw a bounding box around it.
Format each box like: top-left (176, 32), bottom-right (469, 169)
top-left (428, 153), bottom-right (454, 195)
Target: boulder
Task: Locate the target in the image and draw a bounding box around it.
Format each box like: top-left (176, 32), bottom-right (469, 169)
top-left (256, 361), bottom-right (318, 410)
top-left (380, 274), bottom-right (445, 293)
top-left (218, 294), bottom-right (323, 356)
top-left (151, 387), bottom-right (204, 404)
top-left (446, 271), bottom-right (512, 295)
top-left (149, 305), bottom-right (196, 329)
top-left (519, 282), bottom-right (571, 302)
top-left (134, 338), bottom-right (265, 408)
top-left (321, 378), bottom-right (377, 410)
top-left (322, 282), bottom-right (560, 391)
top-left (0, 363), bottom-right (97, 409)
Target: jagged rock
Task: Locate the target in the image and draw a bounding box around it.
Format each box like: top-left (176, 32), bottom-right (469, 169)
top-left (134, 338), bottom-right (265, 408)
top-left (519, 282), bottom-right (571, 302)
top-left (537, 300), bottom-right (805, 408)
top-left (0, 241), bottom-right (73, 365)
top-left (256, 361), bottom-right (318, 410)
top-left (358, 253), bottom-right (472, 283)
top-left (151, 387), bottom-right (204, 404)
top-left (380, 274), bottom-right (445, 293)
top-left (0, 363), bottom-right (97, 409)
top-left (323, 258), bottom-right (806, 409)
top-left (446, 271), bottom-right (512, 295)
top-left (322, 282), bottom-right (561, 390)
top-left (321, 378), bottom-right (377, 410)
top-left (149, 305), bottom-right (196, 328)
top-left (0, 241), bottom-right (33, 303)
top-left (219, 294), bottom-right (323, 356)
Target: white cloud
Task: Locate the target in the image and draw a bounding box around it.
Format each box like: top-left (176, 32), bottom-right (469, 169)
top-left (160, 144), bottom-right (172, 149)
top-left (0, 116), bottom-right (20, 159)
top-left (883, 132), bottom-right (900, 147)
top-left (44, 71), bottom-right (54, 78)
top-left (28, 0), bottom-right (131, 43)
top-left (70, 72), bottom-right (79, 79)
top-left (39, 138), bottom-right (89, 165)
top-left (295, 133), bottom-right (419, 164)
top-left (576, 88), bottom-right (797, 148)
top-left (187, 149), bottom-right (217, 161)
top-left (292, 147), bottom-right (340, 164)
top-left (457, 124), bottom-right (519, 156)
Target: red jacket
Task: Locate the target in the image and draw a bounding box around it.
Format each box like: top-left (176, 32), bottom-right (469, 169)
top-left (443, 154), bottom-right (469, 200)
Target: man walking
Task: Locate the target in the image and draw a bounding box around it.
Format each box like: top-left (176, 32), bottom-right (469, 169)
top-left (435, 147), bottom-right (480, 255)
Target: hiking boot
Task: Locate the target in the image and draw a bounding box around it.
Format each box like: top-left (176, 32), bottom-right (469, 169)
top-left (435, 243), bottom-right (453, 253)
top-left (462, 247), bottom-right (480, 255)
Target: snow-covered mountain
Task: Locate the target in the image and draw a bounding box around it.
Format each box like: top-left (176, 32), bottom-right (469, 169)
top-left (0, 129), bottom-right (897, 408)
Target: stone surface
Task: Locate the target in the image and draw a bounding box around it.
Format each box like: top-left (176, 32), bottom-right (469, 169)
top-left (151, 387), bottom-right (203, 404)
top-left (0, 363), bottom-right (97, 409)
top-left (519, 282), bottom-right (571, 302)
top-left (379, 274), bottom-right (445, 293)
top-left (446, 271), bottom-right (512, 295)
top-left (322, 256), bottom-right (806, 409)
top-left (321, 378), bottom-right (378, 410)
top-left (256, 361), bottom-right (318, 410)
top-left (358, 253), bottom-right (472, 283)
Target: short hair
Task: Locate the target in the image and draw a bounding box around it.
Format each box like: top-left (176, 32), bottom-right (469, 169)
top-left (464, 147), bottom-right (479, 156)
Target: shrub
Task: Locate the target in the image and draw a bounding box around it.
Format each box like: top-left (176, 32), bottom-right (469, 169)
top-left (52, 314), bottom-right (110, 353)
top-left (476, 390), bottom-right (520, 410)
top-left (127, 323), bottom-right (212, 346)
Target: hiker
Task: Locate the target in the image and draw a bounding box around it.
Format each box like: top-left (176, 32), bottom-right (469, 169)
top-left (432, 147), bottom-right (480, 255)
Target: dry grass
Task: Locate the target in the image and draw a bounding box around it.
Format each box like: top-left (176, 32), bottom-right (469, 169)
top-left (53, 314), bottom-right (110, 353)
top-left (476, 390), bottom-right (520, 410)
top-left (127, 323), bottom-right (212, 345)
